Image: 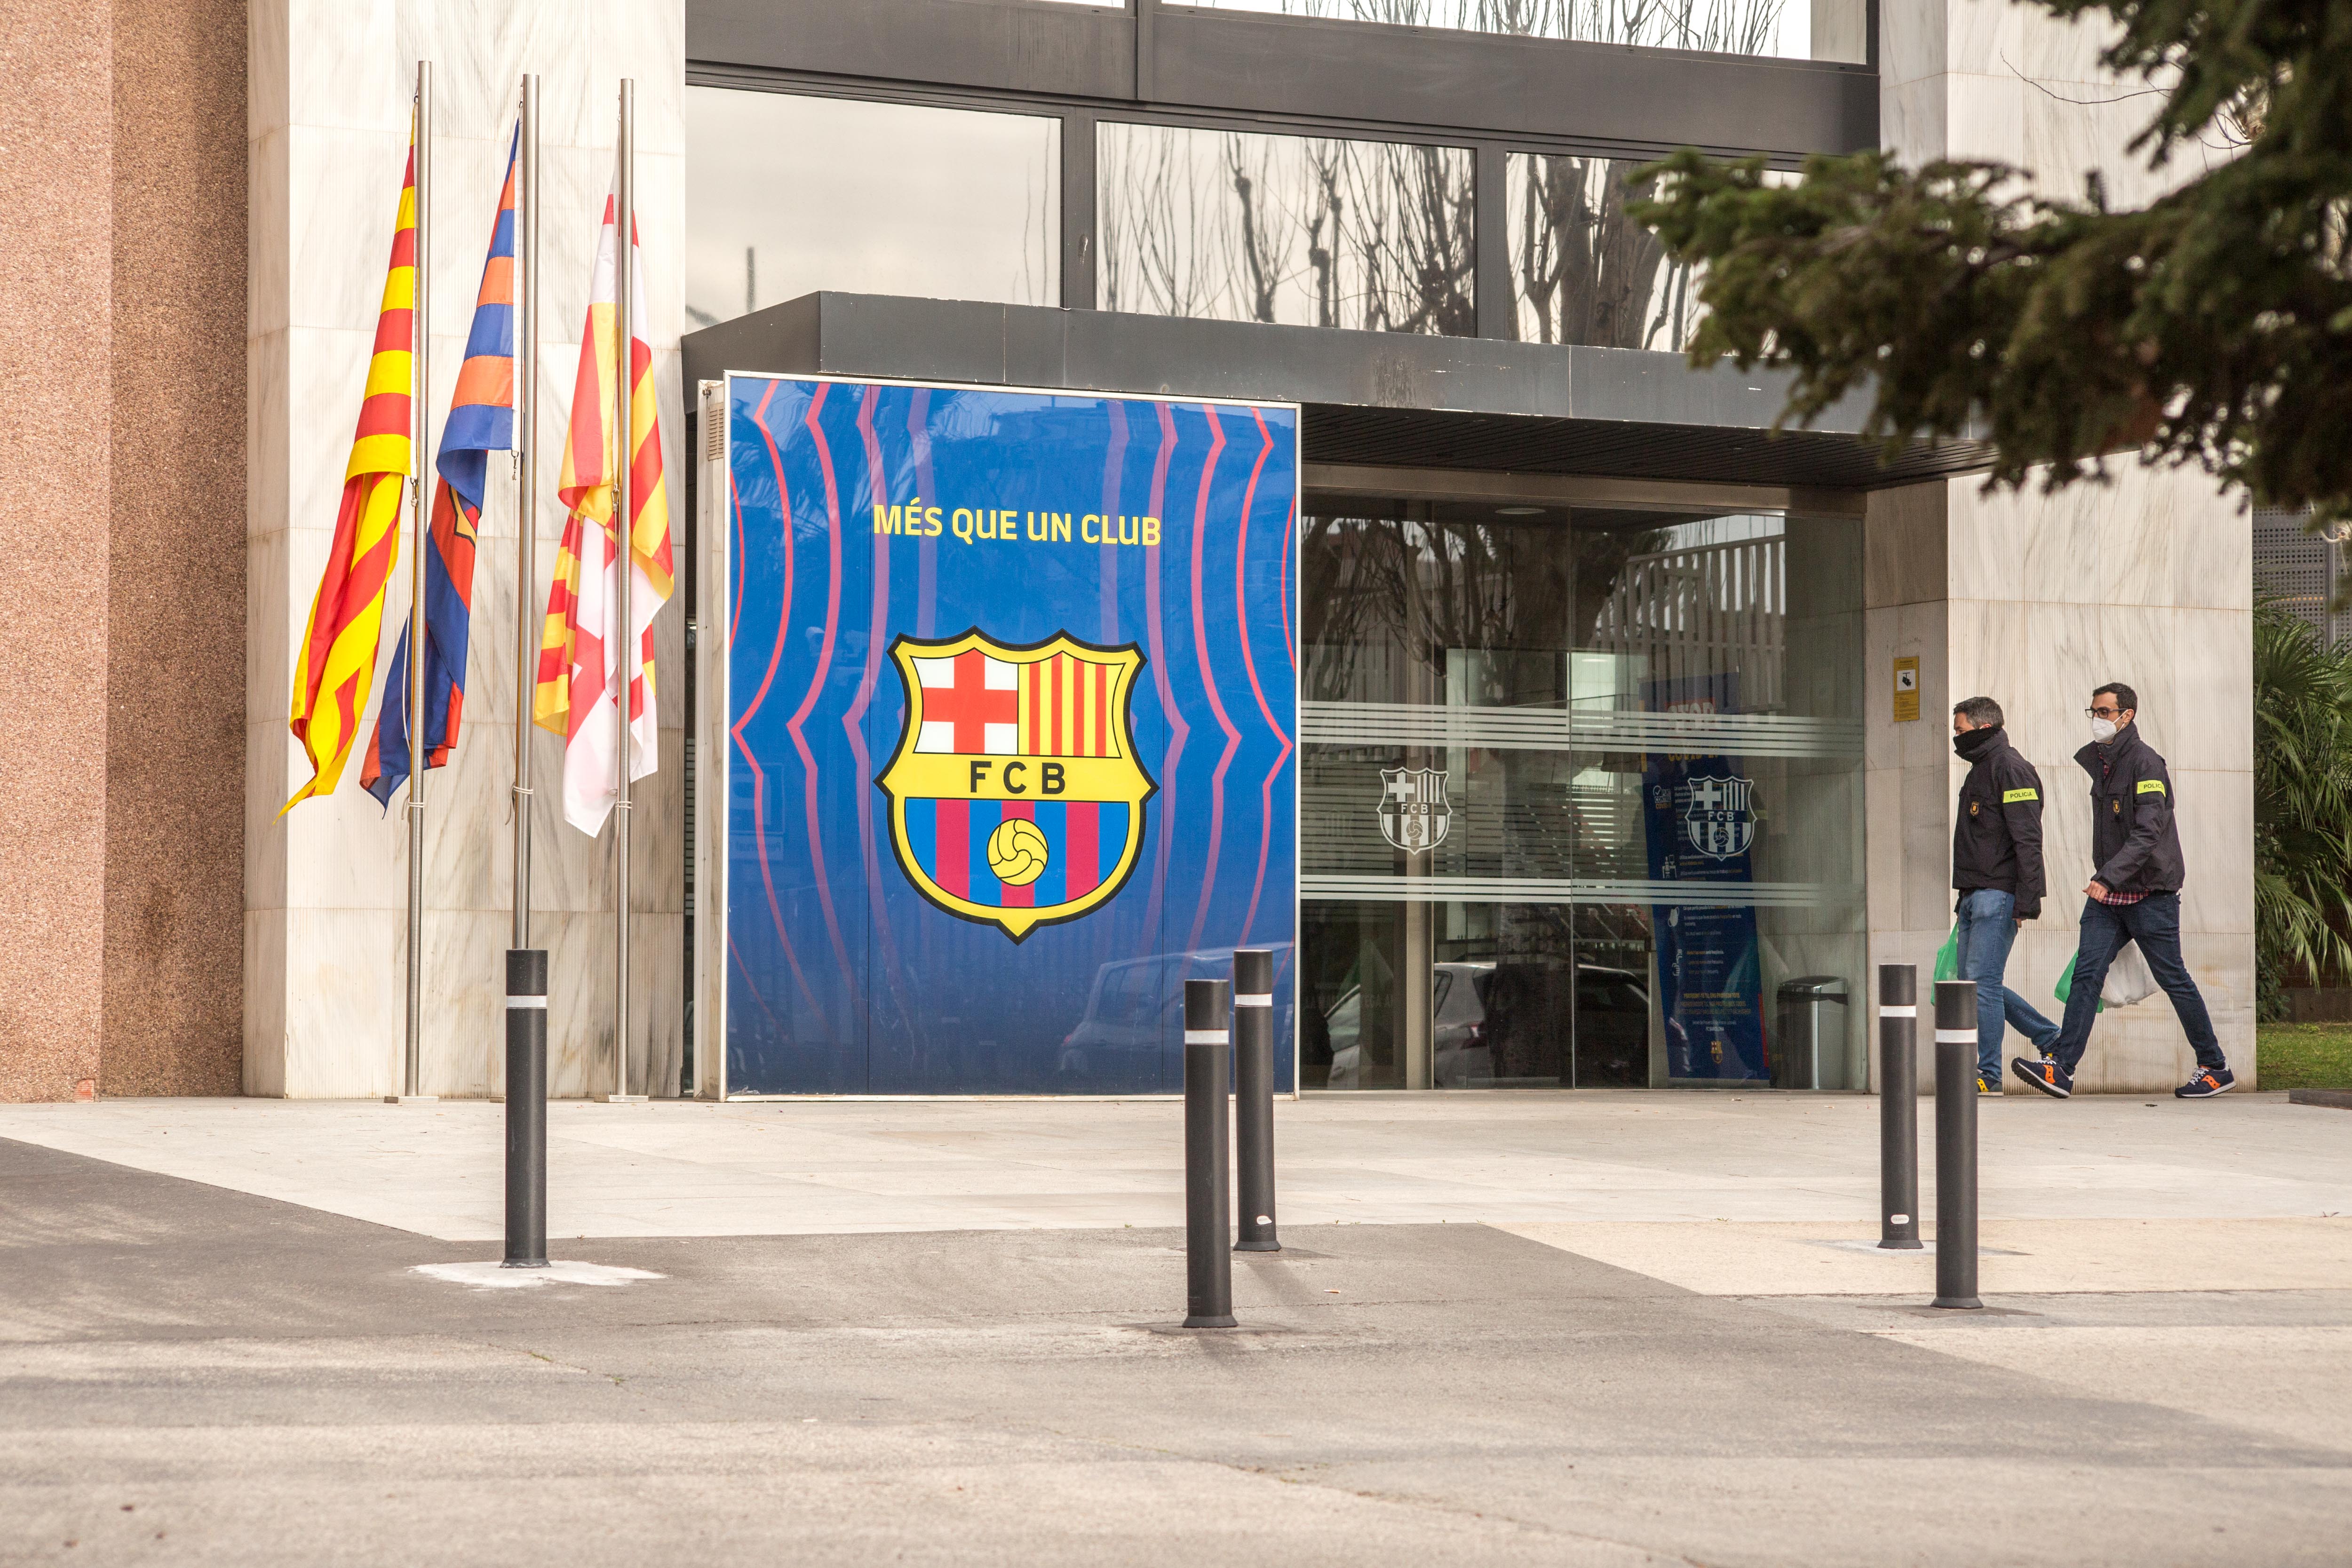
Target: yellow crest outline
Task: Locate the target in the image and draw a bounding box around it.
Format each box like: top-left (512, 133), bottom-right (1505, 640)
top-left (876, 629), bottom-right (1156, 941)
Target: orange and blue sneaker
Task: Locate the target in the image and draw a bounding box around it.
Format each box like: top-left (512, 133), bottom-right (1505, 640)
top-left (2175, 1065), bottom-right (2236, 1098)
top-left (2011, 1056), bottom-right (2072, 1098)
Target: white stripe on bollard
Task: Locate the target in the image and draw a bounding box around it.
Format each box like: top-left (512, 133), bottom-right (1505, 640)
top-left (1879, 1004), bottom-right (1916, 1018)
top-left (1235, 992), bottom-right (1274, 1009)
top-left (1934, 1028), bottom-right (1976, 1044)
top-left (506, 995), bottom-right (548, 1009)
top-left (1184, 1030), bottom-right (1229, 1045)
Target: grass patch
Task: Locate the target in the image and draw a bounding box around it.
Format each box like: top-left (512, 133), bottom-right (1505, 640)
top-left (2256, 1023), bottom-right (2352, 1090)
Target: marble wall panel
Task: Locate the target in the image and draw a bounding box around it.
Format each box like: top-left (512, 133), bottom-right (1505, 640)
top-left (1863, 598), bottom-right (1947, 773)
top-left (2172, 482), bottom-right (2253, 612)
top-left (1941, 74), bottom-right (2027, 167)
top-left (2180, 930), bottom-right (2258, 1082)
top-left (1864, 768), bottom-right (1905, 931)
top-left (2090, 604), bottom-right (2177, 753)
top-left (590, 0), bottom-right (686, 156)
top-left (2174, 768), bottom-right (2256, 936)
top-left (1876, 2), bottom-right (1947, 93)
top-left (418, 907), bottom-right (510, 1098)
top-left (1878, 76), bottom-right (1951, 164)
top-left (2011, 1), bottom-right (2114, 82)
top-left (1864, 479), bottom-right (1946, 609)
top-left (1944, 0), bottom-right (2023, 79)
top-left (285, 127), bottom-right (418, 332)
top-left (248, 129), bottom-right (294, 341)
top-left (2011, 601), bottom-right (2098, 764)
top-left (2172, 607), bottom-right (2254, 775)
top-left (276, 907), bottom-right (409, 1097)
top-left (251, 0), bottom-right (689, 1098)
top-left (1899, 764), bottom-right (1954, 934)
top-left (242, 908), bottom-right (289, 1098)
top-left (285, 0), bottom-right (406, 133)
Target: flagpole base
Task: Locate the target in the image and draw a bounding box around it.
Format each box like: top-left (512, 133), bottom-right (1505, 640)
top-left (384, 1095), bottom-right (440, 1106)
top-left (595, 1094), bottom-right (649, 1105)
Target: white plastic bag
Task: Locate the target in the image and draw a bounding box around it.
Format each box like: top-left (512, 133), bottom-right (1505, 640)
top-left (2101, 940), bottom-right (2159, 1007)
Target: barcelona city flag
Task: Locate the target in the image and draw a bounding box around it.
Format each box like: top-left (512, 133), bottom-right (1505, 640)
top-left (533, 187), bottom-right (674, 835)
top-left (878, 631), bottom-right (1156, 942)
top-left (364, 126), bottom-right (519, 807)
top-left (283, 129), bottom-right (418, 812)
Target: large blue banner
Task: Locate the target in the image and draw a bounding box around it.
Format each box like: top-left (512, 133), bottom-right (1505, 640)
top-left (719, 376), bottom-right (1299, 1094)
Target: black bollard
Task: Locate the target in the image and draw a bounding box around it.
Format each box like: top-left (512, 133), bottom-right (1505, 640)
top-left (1232, 949), bottom-right (1280, 1254)
top-left (1931, 979), bottom-right (1982, 1309)
top-left (1183, 977), bottom-right (1236, 1327)
top-left (504, 948), bottom-right (549, 1269)
top-left (1877, 963), bottom-right (1922, 1250)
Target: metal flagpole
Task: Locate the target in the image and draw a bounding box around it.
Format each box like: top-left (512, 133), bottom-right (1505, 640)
top-left (601, 79), bottom-right (644, 1105)
top-left (394, 59), bottom-right (437, 1106)
top-left (512, 75), bottom-right (538, 951)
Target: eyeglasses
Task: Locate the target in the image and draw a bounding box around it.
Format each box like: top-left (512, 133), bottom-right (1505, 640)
top-left (2085, 705), bottom-right (2124, 719)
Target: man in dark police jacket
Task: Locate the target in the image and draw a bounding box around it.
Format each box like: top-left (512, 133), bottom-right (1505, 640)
top-left (2013, 682), bottom-right (2235, 1099)
top-left (1950, 696), bottom-right (2059, 1092)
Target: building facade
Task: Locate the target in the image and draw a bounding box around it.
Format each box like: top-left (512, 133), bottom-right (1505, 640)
top-left (1, 0), bottom-right (2253, 1101)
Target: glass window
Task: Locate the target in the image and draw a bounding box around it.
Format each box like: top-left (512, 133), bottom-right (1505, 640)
top-left (1507, 152), bottom-right (1701, 350)
top-left (1097, 122), bottom-right (1474, 334)
top-left (1174, 1), bottom-right (1869, 63)
top-left (684, 87), bottom-right (1058, 329)
top-left (1297, 499), bottom-right (1865, 1090)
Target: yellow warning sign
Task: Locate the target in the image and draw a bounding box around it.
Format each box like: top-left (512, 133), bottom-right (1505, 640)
top-left (1892, 656), bottom-right (1921, 723)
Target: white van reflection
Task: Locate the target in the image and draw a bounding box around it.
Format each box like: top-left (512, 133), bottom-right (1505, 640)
top-left (1325, 962), bottom-right (1650, 1088)
top-left (1058, 945), bottom-right (1295, 1084)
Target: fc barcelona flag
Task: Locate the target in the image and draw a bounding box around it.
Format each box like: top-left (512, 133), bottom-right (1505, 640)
top-left (364, 124), bottom-right (518, 806)
top-left (282, 129), bottom-right (417, 812)
top-left (879, 632), bottom-right (1156, 941)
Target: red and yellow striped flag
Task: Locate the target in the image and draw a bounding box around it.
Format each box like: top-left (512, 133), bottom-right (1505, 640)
top-left (283, 131), bottom-right (417, 812)
top-left (533, 192), bottom-right (674, 835)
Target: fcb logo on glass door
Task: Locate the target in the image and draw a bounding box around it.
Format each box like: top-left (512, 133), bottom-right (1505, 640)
top-left (878, 629), bottom-right (1157, 941)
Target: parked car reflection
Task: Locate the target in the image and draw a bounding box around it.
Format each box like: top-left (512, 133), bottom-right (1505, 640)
top-left (1057, 945), bottom-right (1296, 1090)
top-left (1323, 961), bottom-right (1649, 1088)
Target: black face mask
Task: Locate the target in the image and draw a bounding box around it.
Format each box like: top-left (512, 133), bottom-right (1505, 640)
top-left (1954, 724), bottom-right (2002, 761)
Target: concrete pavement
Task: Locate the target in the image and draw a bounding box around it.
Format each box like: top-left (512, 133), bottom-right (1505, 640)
top-left (0, 1089), bottom-right (2344, 1241)
top-left (4, 1093), bottom-right (2349, 1565)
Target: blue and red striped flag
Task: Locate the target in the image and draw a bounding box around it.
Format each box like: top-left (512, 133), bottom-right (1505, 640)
top-left (365, 125), bottom-right (519, 806)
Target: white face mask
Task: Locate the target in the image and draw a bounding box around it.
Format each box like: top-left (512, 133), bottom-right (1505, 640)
top-left (2090, 716), bottom-right (2119, 744)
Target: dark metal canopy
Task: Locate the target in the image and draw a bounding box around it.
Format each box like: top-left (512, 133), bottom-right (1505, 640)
top-left (682, 292), bottom-right (1994, 494)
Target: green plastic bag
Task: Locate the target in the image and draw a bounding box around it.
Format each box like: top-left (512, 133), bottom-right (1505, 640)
top-left (1934, 926), bottom-right (1960, 983)
top-left (2052, 952), bottom-right (2105, 1014)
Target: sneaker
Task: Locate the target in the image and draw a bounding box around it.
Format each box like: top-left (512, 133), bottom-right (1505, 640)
top-left (2175, 1065), bottom-right (2235, 1098)
top-left (1977, 1074), bottom-right (2002, 1095)
top-left (2011, 1056), bottom-right (2073, 1098)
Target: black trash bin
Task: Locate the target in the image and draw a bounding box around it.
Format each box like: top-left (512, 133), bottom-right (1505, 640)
top-left (1773, 976), bottom-right (1851, 1090)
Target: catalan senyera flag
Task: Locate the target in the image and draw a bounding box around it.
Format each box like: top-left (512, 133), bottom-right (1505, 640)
top-left (534, 190), bottom-right (675, 835)
top-left (364, 126), bottom-right (520, 808)
top-left (283, 133), bottom-right (418, 813)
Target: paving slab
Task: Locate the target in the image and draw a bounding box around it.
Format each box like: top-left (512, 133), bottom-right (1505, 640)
top-left (1497, 1216), bottom-right (2352, 1296)
top-left (5, 1138), bottom-right (2350, 1568)
top-left (0, 1090), bottom-right (2346, 1242)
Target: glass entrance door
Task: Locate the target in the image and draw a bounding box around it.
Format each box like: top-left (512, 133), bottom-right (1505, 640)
top-left (1297, 495), bottom-right (1864, 1090)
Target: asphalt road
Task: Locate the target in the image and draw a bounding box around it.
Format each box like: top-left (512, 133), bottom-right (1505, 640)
top-left (3, 1136), bottom-right (2346, 1567)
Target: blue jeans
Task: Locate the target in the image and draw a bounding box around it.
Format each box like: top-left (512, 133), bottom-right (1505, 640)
top-left (1955, 888), bottom-right (2060, 1082)
top-left (2050, 891), bottom-right (2225, 1075)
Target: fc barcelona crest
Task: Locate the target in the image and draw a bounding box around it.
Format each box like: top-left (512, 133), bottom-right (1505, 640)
top-left (877, 629), bottom-right (1156, 941)
top-left (1683, 774), bottom-right (1756, 860)
top-left (1378, 767), bottom-right (1451, 852)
